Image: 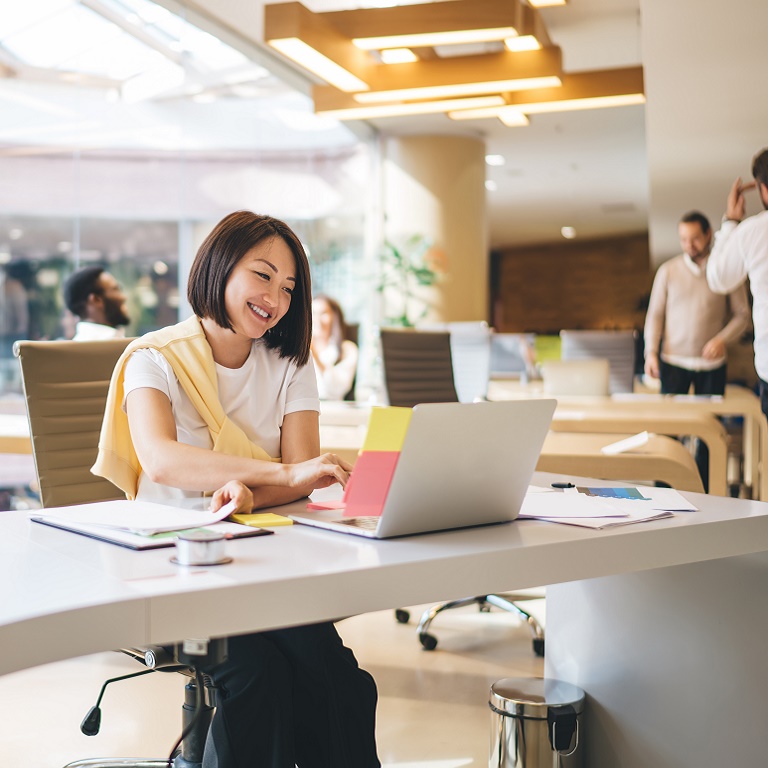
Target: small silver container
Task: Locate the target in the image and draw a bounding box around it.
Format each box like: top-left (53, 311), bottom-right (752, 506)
top-left (489, 677), bottom-right (585, 768)
top-left (172, 529), bottom-right (231, 566)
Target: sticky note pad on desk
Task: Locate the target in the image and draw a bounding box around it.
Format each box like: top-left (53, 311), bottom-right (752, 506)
top-left (230, 512), bottom-right (293, 527)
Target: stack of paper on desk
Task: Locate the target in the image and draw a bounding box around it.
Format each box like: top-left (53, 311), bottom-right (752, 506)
top-left (520, 486), bottom-right (696, 529)
top-left (27, 499), bottom-right (270, 549)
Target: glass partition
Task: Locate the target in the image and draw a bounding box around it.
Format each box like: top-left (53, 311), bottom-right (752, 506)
top-left (0, 1), bottom-right (375, 400)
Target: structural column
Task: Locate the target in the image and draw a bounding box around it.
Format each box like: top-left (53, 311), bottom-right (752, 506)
top-left (381, 134), bottom-right (488, 323)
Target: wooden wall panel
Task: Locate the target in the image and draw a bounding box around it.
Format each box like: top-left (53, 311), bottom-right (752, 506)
top-left (492, 232), bottom-right (653, 333)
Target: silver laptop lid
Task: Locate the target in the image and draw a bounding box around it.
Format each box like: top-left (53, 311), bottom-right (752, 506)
top-left (375, 399), bottom-right (556, 538)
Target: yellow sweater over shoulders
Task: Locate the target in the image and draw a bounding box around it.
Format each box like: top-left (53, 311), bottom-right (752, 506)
top-left (91, 315), bottom-right (274, 499)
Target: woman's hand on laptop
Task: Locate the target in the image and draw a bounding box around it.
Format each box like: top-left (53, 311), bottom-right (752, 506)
top-left (288, 453), bottom-right (353, 490)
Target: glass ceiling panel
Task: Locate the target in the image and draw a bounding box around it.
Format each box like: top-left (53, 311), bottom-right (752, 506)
top-left (2, 4), bottom-right (127, 73)
top-left (0, 0), bottom-right (73, 40)
top-left (0, 0), bottom-right (257, 83)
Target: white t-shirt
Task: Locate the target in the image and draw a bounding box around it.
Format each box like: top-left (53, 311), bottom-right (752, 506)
top-left (73, 321), bottom-right (125, 341)
top-left (122, 339), bottom-right (320, 502)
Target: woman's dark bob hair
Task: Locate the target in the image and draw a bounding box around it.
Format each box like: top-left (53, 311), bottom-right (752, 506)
top-left (187, 211), bottom-right (312, 366)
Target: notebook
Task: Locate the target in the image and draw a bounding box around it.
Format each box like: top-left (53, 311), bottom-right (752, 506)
top-left (289, 399), bottom-right (556, 538)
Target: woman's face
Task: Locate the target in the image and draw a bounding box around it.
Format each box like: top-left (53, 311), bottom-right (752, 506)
top-left (312, 298), bottom-right (333, 339)
top-left (224, 236), bottom-right (296, 340)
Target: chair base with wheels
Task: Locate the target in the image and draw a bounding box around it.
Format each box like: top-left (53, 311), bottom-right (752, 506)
top-left (396, 594), bottom-right (545, 656)
top-left (63, 641), bottom-right (225, 768)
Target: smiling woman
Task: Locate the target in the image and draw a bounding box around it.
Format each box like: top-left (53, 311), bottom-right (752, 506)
top-left (90, 209), bottom-right (381, 768)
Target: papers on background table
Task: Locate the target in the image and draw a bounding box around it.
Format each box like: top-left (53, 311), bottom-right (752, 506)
top-left (521, 485), bottom-right (697, 529)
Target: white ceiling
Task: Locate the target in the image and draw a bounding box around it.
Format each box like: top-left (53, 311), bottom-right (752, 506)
top-left (185, 0), bottom-right (768, 263)
top-left (187, 0), bottom-right (649, 250)
top-left (3, 0), bottom-right (766, 265)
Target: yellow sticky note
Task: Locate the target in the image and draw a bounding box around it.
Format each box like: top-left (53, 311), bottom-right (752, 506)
top-left (361, 406), bottom-right (412, 452)
top-left (230, 512), bottom-right (293, 527)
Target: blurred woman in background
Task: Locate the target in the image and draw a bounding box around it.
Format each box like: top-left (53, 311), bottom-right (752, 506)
top-left (311, 294), bottom-right (358, 400)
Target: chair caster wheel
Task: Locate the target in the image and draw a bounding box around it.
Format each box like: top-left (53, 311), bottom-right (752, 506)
top-left (395, 609), bottom-right (410, 624)
top-left (419, 633), bottom-right (438, 651)
top-left (533, 638), bottom-right (545, 657)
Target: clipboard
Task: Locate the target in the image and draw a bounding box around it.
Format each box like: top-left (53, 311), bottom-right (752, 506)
top-left (31, 517), bottom-right (273, 551)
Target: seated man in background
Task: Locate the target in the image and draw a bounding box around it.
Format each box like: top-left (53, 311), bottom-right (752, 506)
top-left (63, 266), bottom-right (131, 340)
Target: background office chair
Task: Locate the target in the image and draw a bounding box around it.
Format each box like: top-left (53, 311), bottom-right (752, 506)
top-left (378, 328), bottom-right (545, 655)
top-left (541, 359), bottom-right (611, 397)
top-left (14, 338), bottom-right (219, 768)
top-left (416, 321), bottom-right (492, 402)
top-left (379, 328), bottom-right (459, 407)
top-left (560, 329), bottom-right (638, 394)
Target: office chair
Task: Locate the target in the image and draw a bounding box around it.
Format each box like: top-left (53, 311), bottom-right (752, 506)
top-left (379, 328), bottom-right (460, 407)
top-left (416, 321), bottom-right (492, 402)
top-left (541, 359), bottom-right (611, 397)
top-left (14, 338), bottom-right (219, 768)
top-left (378, 329), bottom-right (545, 655)
top-left (560, 329), bottom-right (638, 394)
top-left (343, 322), bottom-right (359, 401)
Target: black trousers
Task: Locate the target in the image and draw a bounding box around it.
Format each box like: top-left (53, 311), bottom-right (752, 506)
top-left (758, 378), bottom-right (768, 422)
top-left (659, 360), bottom-right (727, 492)
top-left (203, 622), bottom-right (380, 768)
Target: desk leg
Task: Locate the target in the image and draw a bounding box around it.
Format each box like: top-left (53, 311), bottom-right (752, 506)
top-left (705, 435), bottom-right (728, 496)
top-left (546, 553), bottom-right (768, 767)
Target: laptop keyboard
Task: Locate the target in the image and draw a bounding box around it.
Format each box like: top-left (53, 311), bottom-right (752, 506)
top-left (334, 516), bottom-right (380, 530)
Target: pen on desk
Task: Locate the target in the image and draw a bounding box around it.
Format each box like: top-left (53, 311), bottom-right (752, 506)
top-left (551, 482), bottom-right (575, 489)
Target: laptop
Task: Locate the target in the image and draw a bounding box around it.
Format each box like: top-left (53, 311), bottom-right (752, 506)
top-left (289, 399), bottom-right (556, 538)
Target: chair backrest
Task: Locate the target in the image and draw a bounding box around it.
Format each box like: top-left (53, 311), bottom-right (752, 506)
top-left (541, 359), bottom-right (611, 396)
top-left (490, 333), bottom-right (530, 377)
top-left (343, 322), bottom-right (359, 402)
top-left (14, 338), bottom-right (132, 508)
top-left (415, 321), bottom-right (491, 402)
top-left (379, 328), bottom-right (459, 408)
top-left (560, 329), bottom-right (637, 394)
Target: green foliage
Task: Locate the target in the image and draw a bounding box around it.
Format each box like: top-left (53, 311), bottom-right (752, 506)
top-left (378, 235), bottom-right (440, 327)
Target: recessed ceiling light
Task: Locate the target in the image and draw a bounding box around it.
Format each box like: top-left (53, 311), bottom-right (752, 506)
top-left (485, 180), bottom-right (498, 191)
top-left (561, 226), bottom-right (576, 239)
top-left (485, 154), bottom-right (505, 166)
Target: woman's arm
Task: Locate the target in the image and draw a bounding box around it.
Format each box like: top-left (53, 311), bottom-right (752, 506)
top-left (249, 409), bottom-right (336, 509)
top-left (126, 388), bottom-right (350, 495)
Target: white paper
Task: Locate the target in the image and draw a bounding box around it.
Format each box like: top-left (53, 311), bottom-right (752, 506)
top-left (520, 486), bottom-right (684, 528)
top-left (535, 509), bottom-right (675, 529)
top-left (31, 499), bottom-right (237, 536)
top-left (601, 431), bottom-right (649, 455)
top-left (520, 493), bottom-right (628, 519)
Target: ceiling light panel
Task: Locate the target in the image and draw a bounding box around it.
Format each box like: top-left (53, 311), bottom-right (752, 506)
top-left (354, 76), bottom-right (561, 103)
top-left (353, 27), bottom-right (519, 50)
top-left (316, 94), bottom-right (505, 120)
top-left (269, 38), bottom-right (369, 92)
top-left (379, 48), bottom-right (418, 64)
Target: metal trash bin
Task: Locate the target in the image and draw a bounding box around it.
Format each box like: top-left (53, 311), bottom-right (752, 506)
top-left (489, 677), bottom-right (585, 768)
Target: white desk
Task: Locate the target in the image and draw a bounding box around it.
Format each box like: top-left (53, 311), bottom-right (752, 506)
top-left (4, 479), bottom-right (768, 766)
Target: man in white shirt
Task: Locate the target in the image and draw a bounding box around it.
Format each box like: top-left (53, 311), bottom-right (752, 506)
top-left (707, 147), bottom-right (768, 420)
top-left (63, 266), bottom-right (130, 341)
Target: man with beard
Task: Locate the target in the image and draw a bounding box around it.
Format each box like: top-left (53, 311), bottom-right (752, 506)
top-left (708, 147), bottom-right (768, 420)
top-left (645, 211), bottom-right (749, 490)
top-left (63, 266), bottom-right (131, 340)
top-left (645, 211), bottom-right (749, 395)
